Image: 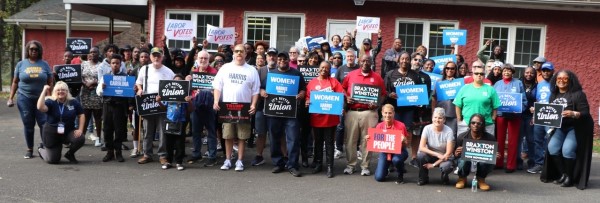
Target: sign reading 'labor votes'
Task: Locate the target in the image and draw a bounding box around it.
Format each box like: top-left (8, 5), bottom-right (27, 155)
top-left (351, 83), bottom-right (381, 104)
top-left (164, 19), bottom-right (196, 40)
top-left (218, 102), bottom-right (251, 124)
top-left (309, 91), bottom-right (344, 115)
top-left (299, 66), bottom-right (319, 84)
top-left (356, 16), bottom-right (380, 33)
top-left (102, 75), bottom-right (135, 97)
top-left (461, 139), bottom-right (498, 164)
top-left (395, 85), bottom-right (428, 106)
top-left (264, 94), bottom-right (297, 118)
top-left (158, 80), bottom-right (190, 102)
top-left (135, 93), bottom-right (166, 116)
top-left (429, 55), bottom-right (456, 74)
top-left (367, 128), bottom-right (403, 154)
top-left (206, 24), bottom-right (235, 45)
top-left (54, 64), bottom-right (82, 83)
top-left (442, 29), bottom-right (467, 46)
top-left (66, 38), bottom-right (92, 55)
top-left (265, 73), bottom-right (300, 96)
top-left (497, 92), bottom-right (523, 113)
top-left (435, 78), bottom-right (464, 101)
top-left (533, 103), bottom-right (564, 128)
top-left (191, 72), bottom-right (215, 90)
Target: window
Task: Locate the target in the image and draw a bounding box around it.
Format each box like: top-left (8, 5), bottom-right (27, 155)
top-left (166, 10), bottom-right (223, 52)
top-left (244, 12), bottom-right (305, 52)
top-left (480, 24), bottom-right (545, 69)
top-left (395, 19), bottom-right (457, 57)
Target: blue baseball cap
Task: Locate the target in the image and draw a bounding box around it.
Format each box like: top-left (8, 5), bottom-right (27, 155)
top-left (541, 62), bottom-right (554, 71)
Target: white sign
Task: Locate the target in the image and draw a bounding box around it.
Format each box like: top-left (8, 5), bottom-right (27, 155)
top-left (206, 24), bottom-right (235, 45)
top-left (164, 19), bottom-right (196, 40)
top-left (356, 16), bottom-right (380, 33)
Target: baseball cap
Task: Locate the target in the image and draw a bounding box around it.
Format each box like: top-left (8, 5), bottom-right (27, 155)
top-left (277, 52), bottom-right (289, 60)
top-left (493, 61), bottom-right (503, 68)
top-left (541, 62), bottom-right (554, 71)
top-left (150, 47), bottom-right (163, 55)
top-left (267, 47), bottom-right (278, 54)
top-left (363, 38), bottom-right (372, 45)
top-left (533, 56), bottom-right (546, 63)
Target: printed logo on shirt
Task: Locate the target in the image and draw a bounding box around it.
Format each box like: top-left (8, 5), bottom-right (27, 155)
top-left (552, 97), bottom-right (568, 108)
top-left (393, 77), bottom-right (415, 86)
top-left (482, 91), bottom-right (488, 97)
top-left (67, 105), bottom-right (74, 111)
top-left (320, 86), bottom-right (333, 92)
top-left (25, 66), bottom-right (43, 78)
top-left (228, 73), bottom-right (248, 84)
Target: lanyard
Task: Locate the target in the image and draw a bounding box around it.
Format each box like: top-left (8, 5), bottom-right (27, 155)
top-left (58, 102), bottom-right (65, 122)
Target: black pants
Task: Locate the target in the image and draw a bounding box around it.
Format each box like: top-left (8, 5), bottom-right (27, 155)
top-left (165, 132), bottom-right (185, 164)
top-left (298, 104), bottom-right (312, 162)
top-left (40, 124), bottom-right (85, 164)
top-left (312, 126), bottom-right (335, 166)
top-left (102, 102), bottom-right (128, 150)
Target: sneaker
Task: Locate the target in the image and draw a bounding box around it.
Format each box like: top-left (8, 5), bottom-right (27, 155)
top-left (357, 150), bottom-right (363, 160)
top-left (220, 159), bottom-right (232, 170)
top-left (130, 148), bottom-right (139, 158)
top-left (176, 164), bottom-right (185, 171)
top-left (216, 143), bottom-right (222, 150)
top-left (289, 168), bottom-right (302, 177)
top-left (64, 152), bottom-right (78, 164)
top-left (272, 166), bottom-right (285, 173)
top-left (235, 160), bottom-right (244, 172)
top-left (527, 165), bottom-right (543, 174)
top-left (334, 149), bottom-right (343, 159)
top-left (251, 155), bottom-right (265, 166)
top-left (94, 139), bottom-right (102, 147)
top-left (162, 163), bottom-right (172, 170)
top-left (202, 137), bottom-right (208, 145)
top-left (24, 150), bottom-right (33, 159)
top-left (343, 166), bottom-right (355, 175)
top-left (159, 157), bottom-right (168, 165)
top-left (203, 151), bottom-right (209, 157)
top-left (204, 158), bottom-right (217, 167)
top-left (137, 156), bottom-right (153, 164)
top-left (361, 169), bottom-right (371, 176)
top-left (89, 133), bottom-right (99, 141)
top-left (187, 157), bottom-right (203, 164)
top-left (409, 158), bottom-right (419, 168)
top-left (453, 167), bottom-right (459, 175)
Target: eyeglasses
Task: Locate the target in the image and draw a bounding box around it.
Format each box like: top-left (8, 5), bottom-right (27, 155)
top-left (297, 60), bottom-right (306, 62)
top-left (472, 65), bottom-right (483, 68)
top-left (470, 121), bottom-right (483, 126)
top-left (333, 57), bottom-right (341, 59)
top-left (29, 47), bottom-right (39, 51)
top-left (234, 50), bottom-right (244, 54)
top-left (557, 77), bottom-right (569, 82)
top-left (413, 59), bottom-right (423, 62)
top-left (198, 57), bottom-right (208, 60)
top-left (277, 58), bottom-right (288, 61)
top-left (473, 72), bottom-right (485, 76)
top-left (289, 52), bottom-right (298, 54)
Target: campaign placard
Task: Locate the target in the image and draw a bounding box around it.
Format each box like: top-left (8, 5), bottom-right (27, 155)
top-left (435, 78), bottom-right (464, 101)
top-left (164, 19), bottom-right (196, 40)
top-left (191, 72), bottom-right (215, 90)
top-left (423, 71), bottom-right (442, 90)
top-left (158, 80), bottom-right (190, 102)
top-left (309, 91), bottom-right (344, 115)
top-left (498, 92), bottom-right (523, 113)
top-left (102, 75), bottom-right (135, 97)
top-left (305, 36), bottom-right (325, 51)
top-left (367, 128), bottom-right (403, 154)
top-left (356, 16), bottom-right (380, 33)
top-left (395, 85), bottom-right (428, 106)
top-left (66, 38), bottom-right (92, 55)
top-left (533, 103), bottom-right (564, 128)
top-left (54, 64), bottom-right (82, 83)
top-left (429, 55), bottom-right (456, 74)
top-left (443, 29), bottom-right (467, 46)
top-left (206, 24), bottom-right (235, 45)
top-left (135, 93), bottom-right (166, 116)
top-left (265, 73), bottom-right (300, 96)
top-left (218, 102), bottom-right (251, 124)
top-left (299, 66), bottom-right (319, 84)
top-left (351, 83), bottom-right (381, 104)
top-left (264, 94), bottom-right (297, 118)
top-left (461, 139), bottom-right (497, 164)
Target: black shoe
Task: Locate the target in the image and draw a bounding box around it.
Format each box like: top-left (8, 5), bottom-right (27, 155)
top-left (187, 157), bottom-right (203, 164)
top-left (441, 172), bottom-right (450, 185)
top-left (102, 150), bottom-right (114, 162)
top-left (64, 151), bottom-right (78, 164)
top-left (326, 166), bottom-right (334, 178)
top-left (554, 174), bottom-right (568, 185)
top-left (289, 168), bottom-right (302, 177)
top-left (301, 161), bottom-right (309, 168)
top-left (121, 144), bottom-right (130, 151)
top-left (312, 164), bottom-right (323, 174)
top-left (64, 143), bottom-right (71, 148)
top-left (203, 158), bottom-right (217, 167)
top-left (409, 158), bottom-right (419, 169)
top-left (272, 166), bottom-right (285, 173)
top-left (417, 178), bottom-right (429, 186)
top-left (100, 145), bottom-right (107, 151)
top-left (115, 150), bottom-right (125, 162)
top-left (396, 174), bottom-right (404, 184)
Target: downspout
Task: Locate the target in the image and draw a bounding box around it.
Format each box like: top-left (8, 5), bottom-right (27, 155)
top-left (149, 0), bottom-right (156, 45)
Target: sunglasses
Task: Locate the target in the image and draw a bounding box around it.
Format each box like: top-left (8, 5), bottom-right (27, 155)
top-left (444, 67), bottom-right (456, 70)
top-left (473, 72), bottom-right (485, 76)
top-left (333, 57), bottom-right (341, 59)
top-left (297, 60), bottom-right (306, 62)
top-left (413, 59), bottom-right (423, 62)
top-left (557, 77), bottom-right (569, 82)
top-left (234, 50), bottom-right (244, 54)
top-left (470, 121), bottom-right (483, 126)
top-left (29, 47), bottom-right (39, 51)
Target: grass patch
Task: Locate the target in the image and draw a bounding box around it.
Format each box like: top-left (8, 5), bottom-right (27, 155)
top-left (594, 139), bottom-right (600, 154)
top-left (0, 91), bottom-right (9, 99)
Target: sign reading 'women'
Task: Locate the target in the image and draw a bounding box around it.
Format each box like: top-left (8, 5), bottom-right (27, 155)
top-left (265, 73), bottom-right (300, 96)
top-left (309, 91), bottom-right (344, 115)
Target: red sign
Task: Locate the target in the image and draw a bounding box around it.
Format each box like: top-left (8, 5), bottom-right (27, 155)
top-left (367, 128), bottom-right (403, 154)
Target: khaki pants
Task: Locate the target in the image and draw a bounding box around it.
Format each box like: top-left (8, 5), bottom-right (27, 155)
top-left (344, 110), bottom-right (379, 170)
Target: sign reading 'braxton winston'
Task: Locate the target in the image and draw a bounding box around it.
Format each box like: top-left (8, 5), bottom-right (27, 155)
top-left (191, 72), bottom-right (215, 90)
top-left (299, 66), bottom-right (319, 84)
top-left (264, 94), bottom-right (297, 118)
top-left (158, 80), bottom-right (190, 102)
top-left (54, 64), bottom-right (82, 83)
top-left (351, 83), bottom-right (380, 104)
top-left (135, 93), bottom-right (166, 116)
top-left (533, 102), bottom-right (564, 128)
top-left (461, 139), bottom-right (498, 164)
top-left (218, 102), bottom-right (251, 124)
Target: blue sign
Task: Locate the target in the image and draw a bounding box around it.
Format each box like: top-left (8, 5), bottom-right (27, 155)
top-left (498, 92), bottom-right (523, 113)
top-left (265, 73), bottom-right (300, 96)
top-left (395, 85), bottom-right (428, 106)
top-left (306, 35), bottom-right (325, 52)
top-left (443, 29), bottom-right (467, 46)
top-left (309, 91), bottom-right (344, 115)
top-left (435, 78), bottom-right (464, 101)
top-left (429, 55), bottom-right (456, 74)
top-left (422, 71), bottom-right (442, 90)
top-left (103, 75), bottom-right (135, 97)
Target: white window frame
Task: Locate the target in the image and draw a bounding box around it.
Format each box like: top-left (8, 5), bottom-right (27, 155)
top-left (394, 18), bottom-right (459, 57)
top-left (480, 23), bottom-right (546, 68)
top-left (165, 9), bottom-right (224, 52)
top-left (243, 12), bottom-right (305, 51)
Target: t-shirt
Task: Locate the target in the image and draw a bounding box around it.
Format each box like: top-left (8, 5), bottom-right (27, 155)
top-left (136, 64), bottom-right (176, 94)
top-left (453, 84), bottom-right (501, 126)
top-left (536, 80), bottom-right (551, 103)
top-left (212, 62), bottom-right (260, 103)
top-left (334, 64), bottom-right (359, 84)
top-left (420, 124), bottom-right (455, 154)
top-left (550, 91), bottom-right (589, 130)
top-left (384, 68), bottom-right (423, 111)
top-left (44, 99), bottom-right (83, 132)
top-left (14, 60), bottom-right (52, 98)
top-left (306, 77), bottom-right (344, 127)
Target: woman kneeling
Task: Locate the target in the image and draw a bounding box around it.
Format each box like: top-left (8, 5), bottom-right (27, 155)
top-left (416, 107), bottom-right (455, 186)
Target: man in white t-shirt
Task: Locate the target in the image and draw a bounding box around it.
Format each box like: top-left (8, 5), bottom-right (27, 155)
top-left (135, 47), bottom-right (175, 165)
top-left (212, 44), bottom-right (260, 172)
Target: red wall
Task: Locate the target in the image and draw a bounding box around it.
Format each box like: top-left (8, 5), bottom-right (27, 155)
top-left (25, 29), bottom-right (112, 67)
top-left (154, 0), bottom-right (600, 130)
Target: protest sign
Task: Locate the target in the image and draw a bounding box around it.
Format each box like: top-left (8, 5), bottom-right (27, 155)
top-left (443, 30), bottom-right (467, 46)
top-left (498, 92), bottom-right (523, 113)
top-left (423, 71), bottom-right (442, 90)
top-left (305, 36), bottom-right (325, 51)
top-left (309, 91), bottom-right (344, 115)
top-left (164, 19), bottom-right (196, 40)
top-left (299, 66), bottom-right (319, 84)
top-left (158, 80), bottom-right (190, 102)
top-left (435, 78), bottom-right (464, 101)
top-left (356, 16), bottom-right (380, 33)
top-left (218, 102), bottom-right (251, 124)
top-left (54, 64), bottom-right (82, 83)
top-left (206, 24), bottom-right (235, 45)
top-left (265, 73), bottom-right (300, 96)
top-left (533, 103), bottom-right (564, 128)
top-left (135, 93), bottom-right (166, 116)
top-left (66, 38), bottom-right (92, 55)
top-left (191, 72), bottom-right (215, 90)
top-left (264, 94), bottom-right (297, 118)
top-left (367, 128), bottom-right (403, 154)
top-left (351, 83), bottom-right (381, 104)
top-left (395, 85), bottom-right (428, 106)
top-left (429, 55), bottom-right (456, 74)
top-left (461, 139), bottom-right (498, 164)
top-left (102, 75), bottom-right (135, 97)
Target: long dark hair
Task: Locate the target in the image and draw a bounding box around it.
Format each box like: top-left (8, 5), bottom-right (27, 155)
top-left (549, 70), bottom-right (583, 94)
top-left (25, 40), bottom-right (44, 59)
top-left (442, 61), bottom-right (458, 80)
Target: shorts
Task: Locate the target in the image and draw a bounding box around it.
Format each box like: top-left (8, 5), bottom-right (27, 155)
top-left (254, 111), bottom-right (268, 135)
top-left (222, 123), bottom-right (251, 140)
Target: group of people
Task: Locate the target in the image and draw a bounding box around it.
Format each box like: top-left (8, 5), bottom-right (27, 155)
top-left (7, 30), bottom-right (594, 190)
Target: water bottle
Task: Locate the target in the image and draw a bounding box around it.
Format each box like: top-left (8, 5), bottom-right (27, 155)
top-left (472, 176), bottom-right (478, 192)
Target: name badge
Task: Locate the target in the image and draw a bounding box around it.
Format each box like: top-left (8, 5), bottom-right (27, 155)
top-left (57, 122), bottom-right (65, 134)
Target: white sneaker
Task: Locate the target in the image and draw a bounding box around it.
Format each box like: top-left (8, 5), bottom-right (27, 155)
top-left (235, 160), bottom-right (244, 172)
top-left (357, 150), bottom-right (363, 160)
top-left (217, 143), bottom-right (222, 150)
top-left (233, 145), bottom-right (239, 152)
top-left (334, 149), bottom-right (343, 159)
top-left (361, 169), bottom-right (371, 176)
top-left (94, 139), bottom-right (102, 147)
top-left (220, 159), bottom-right (232, 170)
top-left (176, 164), bottom-right (185, 171)
top-left (130, 148), bottom-right (139, 158)
top-left (453, 167), bottom-right (459, 175)
top-left (89, 133), bottom-right (99, 141)
top-left (161, 163), bottom-right (172, 170)
top-left (343, 166), bottom-right (355, 175)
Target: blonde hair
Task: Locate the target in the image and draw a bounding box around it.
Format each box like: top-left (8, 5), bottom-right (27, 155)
top-left (48, 81), bottom-right (74, 102)
top-left (382, 104), bottom-right (395, 112)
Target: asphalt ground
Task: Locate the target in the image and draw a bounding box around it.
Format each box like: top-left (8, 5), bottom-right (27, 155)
top-left (0, 99), bottom-right (599, 202)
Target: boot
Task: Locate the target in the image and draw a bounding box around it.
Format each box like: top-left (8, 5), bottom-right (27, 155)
top-left (455, 177), bottom-right (467, 189)
top-left (561, 158), bottom-right (575, 187)
top-left (417, 167), bottom-right (429, 186)
top-left (325, 134), bottom-right (334, 178)
top-left (551, 155), bottom-right (566, 185)
top-left (477, 178), bottom-right (491, 191)
top-left (115, 149), bottom-right (125, 162)
top-left (102, 150), bottom-right (114, 162)
top-left (312, 135), bottom-right (324, 174)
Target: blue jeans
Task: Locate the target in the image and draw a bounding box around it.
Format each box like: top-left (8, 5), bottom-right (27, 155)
top-left (191, 109), bottom-right (217, 159)
top-left (374, 148), bottom-right (408, 182)
top-left (457, 159), bottom-right (494, 178)
top-left (519, 116), bottom-right (535, 166)
top-left (268, 117), bottom-right (300, 169)
top-left (548, 128), bottom-right (577, 159)
top-left (17, 93), bottom-right (46, 149)
top-left (533, 125), bottom-right (547, 165)
top-left (335, 115), bottom-right (345, 151)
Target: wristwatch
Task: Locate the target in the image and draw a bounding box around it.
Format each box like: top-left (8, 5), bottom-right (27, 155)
top-left (432, 163), bottom-right (437, 167)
